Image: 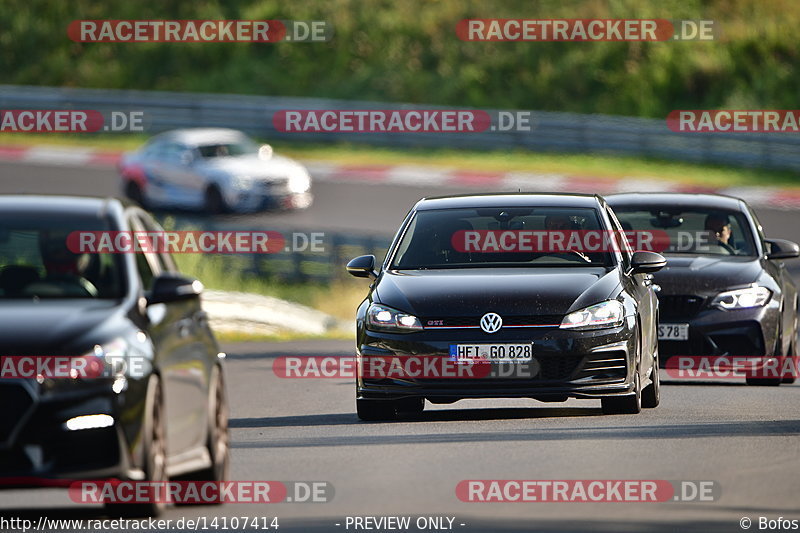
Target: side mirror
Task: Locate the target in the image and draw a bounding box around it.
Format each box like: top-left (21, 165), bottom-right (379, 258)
top-left (346, 255), bottom-right (378, 279)
top-left (766, 239), bottom-right (800, 259)
top-left (148, 273), bottom-right (203, 305)
top-left (630, 251), bottom-right (666, 274)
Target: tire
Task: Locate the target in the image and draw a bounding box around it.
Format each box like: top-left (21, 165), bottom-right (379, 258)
top-left (356, 399), bottom-right (397, 421)
top-left (179, 365), bottom-right (230, 504)
top-left (105, 375), bottom-right (167, 517)
top-left (783, 313), bottom-right (798, 384)
top-left (125, 181), bottom-right (148, 209)
top-left (395, 397), bottom-right (425, 416)
top-left (204, 186), bottom-right (228, 215)
top-left (602, 370), bottom-right (642, 415)
top-left (746, 375), bottom-right (782, 386)
top-left (641, 351), bottom-right (660, 409)
top-left (747, 335), bottom-right (784, 386)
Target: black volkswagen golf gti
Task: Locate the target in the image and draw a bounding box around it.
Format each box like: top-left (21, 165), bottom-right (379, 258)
top-left (0, 195), bottom-right (228, 516)
top-left (607, 192), bottom-right (799, 385)
top-left (347, 193), bottom-right (666, 419)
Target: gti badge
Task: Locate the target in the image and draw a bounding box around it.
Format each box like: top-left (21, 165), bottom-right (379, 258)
top-left (480, 312), bottom-right (503, 334)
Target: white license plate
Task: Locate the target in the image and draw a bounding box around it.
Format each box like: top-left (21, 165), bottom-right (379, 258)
top-left (449, 343), bottom-right (533, 363)
top-left (658, 323), bottom-right (689, 340)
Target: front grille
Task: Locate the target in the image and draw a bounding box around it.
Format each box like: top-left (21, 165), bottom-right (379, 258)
top-left (537, 355), bottom-right (583, 380)
top-left (0, 382), bottom-right (34, 444)
top-left (658, 295), bottom-right (705, 320)
top-left (424, 315), bottom-right (562, 328)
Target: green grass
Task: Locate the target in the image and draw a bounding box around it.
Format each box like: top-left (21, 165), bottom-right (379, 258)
top-left (270, 142), bottom-right (800, 189)
top-left (171, 251), bottom-right (370, 323)
top-left (215, 329), bottom-right (353, 343)
top-left (2, 132), bottom-right (798, 189)
top-left (0, 132), bottom-right (149, 151)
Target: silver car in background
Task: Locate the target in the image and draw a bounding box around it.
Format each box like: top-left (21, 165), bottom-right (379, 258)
top-left (119, 128), bottom-right (313, 213)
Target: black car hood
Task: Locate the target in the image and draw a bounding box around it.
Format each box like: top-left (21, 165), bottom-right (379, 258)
top-left (653, 255), bottom-right (762, 295)
top-left (376, 267), bottom-right (620, 317)
top-left (0, 299), bottom-right (128, 355)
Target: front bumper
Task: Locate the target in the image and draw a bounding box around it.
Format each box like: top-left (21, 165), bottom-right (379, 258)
top-left (0, 380), bottom-right (137, 488)
top-left (357, 318), bottom-right (638, 402)
top-left (658, 303), bottom-right (777, 368)
top-left (231, 189), bottom-right (313, 212)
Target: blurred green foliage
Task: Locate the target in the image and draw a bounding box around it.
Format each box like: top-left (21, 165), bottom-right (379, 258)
top-left (0, 0), bottom-right (797, 117)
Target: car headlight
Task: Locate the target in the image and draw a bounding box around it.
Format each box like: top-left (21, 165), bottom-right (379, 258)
top-left (366, 303), bottom-right (423, 333)
top-left (711, 286), bottom-right (771, 310)
top-left (560, 300), bottom-right (625, 330)
top-left (68, 338), bottom-right (129, 380)
top-left (288, 170), bottom-right (311, 194)
top-left (39, 338), bottom-right (130, 391)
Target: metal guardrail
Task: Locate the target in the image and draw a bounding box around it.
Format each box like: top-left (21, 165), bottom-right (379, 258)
top-left (169, 216), bottom-right (391, 283)
top-left (2, 84), bottom-right (800, 172)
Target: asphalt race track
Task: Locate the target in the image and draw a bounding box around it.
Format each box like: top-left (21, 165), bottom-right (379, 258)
top-left (0, 160), bottom-right (798, 532)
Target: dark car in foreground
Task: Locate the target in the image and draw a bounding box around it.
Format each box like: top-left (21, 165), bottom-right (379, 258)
top-left (607, 193), bottom-right (799, 385)
top-left (347, 193), bottom-right (666, 420)
top-left (0, 195), bottom-right (229, 516)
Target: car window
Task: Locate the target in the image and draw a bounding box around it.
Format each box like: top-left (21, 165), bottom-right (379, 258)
top-left (613, 206), bottom-right (757, 257)
top-left (196, 139), bottom-right (258, 158)
top-left (605, 206), bottom-right (632, 268)
top-left (136, 212), bottom-right (177, 272)
top-left (159, 142), bottom-right (189, 162)
top-left (127, 213), bottom-right (164, 290)
top-left (746, 205), bottom-right (768, 253)
top-left (0, 213), bottom-right (125, 299)
top-left (391, 207), bottom-right (613, 269)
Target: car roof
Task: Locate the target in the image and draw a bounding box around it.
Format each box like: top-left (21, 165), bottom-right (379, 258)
top-left (0, 195), bottom-right (125, 218)
top-left (606, 192), bottom-right (745, 211)
top-left (150, 128), bottom-right (250, 146)
top-left (414, 193), bottom-right (604, 211)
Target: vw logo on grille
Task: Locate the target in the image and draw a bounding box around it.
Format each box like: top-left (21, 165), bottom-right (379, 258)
top-left (480, 312), bottom-right (503, 334)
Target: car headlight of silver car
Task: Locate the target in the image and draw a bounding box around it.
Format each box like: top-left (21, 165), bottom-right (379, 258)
top-left (287, 170), bottom-right (311, 194)
top-left (366, 303), bottom-right (423, 333)
top-left (711, 286), bottom-right (771, 310)
top-left (560, 300), bottom-right (625, 330)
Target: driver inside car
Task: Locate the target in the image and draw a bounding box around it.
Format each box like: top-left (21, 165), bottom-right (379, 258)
top-left (704, 213), bottom-right (737, 254)
top-left (23, 230), bottom-right (99, 297)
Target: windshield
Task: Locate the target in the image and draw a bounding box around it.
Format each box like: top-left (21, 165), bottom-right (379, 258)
top-left (196, 139), bottom-right (258, 158)
top-left (613, 207), bottom-right (757, 257)
top-left (390, 207), bottom-right (614, 269)
top-left (0, 214), bottom-right (126, 299)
